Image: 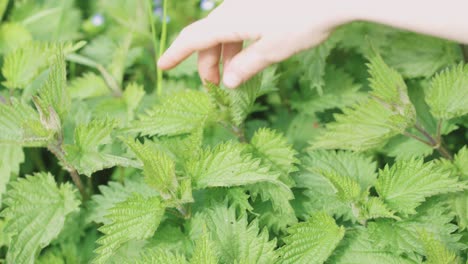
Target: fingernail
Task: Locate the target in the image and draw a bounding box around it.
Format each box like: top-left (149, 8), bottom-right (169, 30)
top-left (223, 72), bottom-right (241, 89)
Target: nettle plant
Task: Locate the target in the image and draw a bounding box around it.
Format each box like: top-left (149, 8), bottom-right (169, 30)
top-left (0, 0), bottom-right (468, 264)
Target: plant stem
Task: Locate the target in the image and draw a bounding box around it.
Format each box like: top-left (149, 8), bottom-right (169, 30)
top-left (413, 123), bottom-right (453, 160)
top-left (402, 132), bottom-right (432, 146)
top-left (156, 0), bottom-right (168, 96)
top-left (146, 0), bottom-right (159, 92)
top-left (66, 54), bottom-right (122, 97)
top-left (462, 44), bottom-right (468, 62)
top-left (232, 125), bottom-right (247, 143)
top-left (47, 142), bottom-right (87, 199)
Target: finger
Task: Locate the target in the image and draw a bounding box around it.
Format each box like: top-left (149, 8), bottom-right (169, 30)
top-left (222, 41), bottom-right (243, 72)
top-left (198, 44), bottom-right (222, 85)
top-left (223, 38), bottom-right (285, 89)
top-left (158, 19), bottom-right (254, 70)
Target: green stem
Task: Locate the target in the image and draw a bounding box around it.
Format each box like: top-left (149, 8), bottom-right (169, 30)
top-left (66, 53), bottom-right (122, 97)
top-left (461, 44), bottom-right (468, 62)
top-left (157, 0), bottom-right (168, 95)
top-left (48, 143), bottom-right (87, 199)
top-left (146, 0), bottom-right (159, 91)
top-left (413, 123), bottom-right (453, 160)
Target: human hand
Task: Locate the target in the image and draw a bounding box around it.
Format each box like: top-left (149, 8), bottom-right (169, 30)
top-left (157, 0), bottom-right (353, 88)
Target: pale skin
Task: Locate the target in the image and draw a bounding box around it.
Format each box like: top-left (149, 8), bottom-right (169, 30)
top-left (157, 0), bottom-right (468, 89)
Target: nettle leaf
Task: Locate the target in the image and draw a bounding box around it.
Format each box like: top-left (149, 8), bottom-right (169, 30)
top-left (190, 230), bottom-right (219, 264)
top-left (65, 120), bottom-right (136, 177)
top-left (312, 99), bottom-right (413, 150)
top-left (0, 98), bottom-right (52, 146)
top-left (442, 147), bottom-right (468, 229)
top-left (2, 41), bottom-right (83, 89)
top-left (367, 198), bottom-right (463, 255)
top-left (186, 141), bottom-right (283, 189)
top-left (87, 179), bottom-right (158, 224)
top-left (329, 228), bottom-right (415, 264)
top-left (425, 63), bottom-right (468, 119)
top-left (298, 35), bottom-right (340, 94)
top-left (361, 197), bottom-right (399, 221)
top-left (313, 54), bottom-right (416, 151)
top-left (153, 129), bottom-right (203, 166)
top-left (124, 138), bottom-right (182, 200)
top-left (375, 159), bottom-right (466, 215)
top-left (227, 73), bottom-right (263, 126)
top-left (293, 65), bottom-right (367, 115)
top-left (420, 231), bottom-right (462, 264)
top-left (94, 194), bottom-right (166, 264)
top-left (319, 170), bottom-right (363, 203)
top-left (69, 72), bottom-right (109, 99)
top-left (302, 150), bottom-right (377, 191)
top-left (129, 90), bottom-right (216, 136)
top-left (1, 173), bottom-right (80, 264)
top-left (198, 204), bottom-right (278, 264)
top-left (0, 23), bottom-right (32, 54)
top-left (277, 212), bottom-right (345, 264)
top-left (0, 145), bottom-right (24, 204)
top-left (250, 128), bottom-right (299, 184)
top-left (381, 32), bottom-right (462, 78)
top-left (125, 248), bottom-right (188, 264)
top-left (35, 52), bottom-right (70, 121)
top-left (297, 150), bottom-right (377, 221)
top-left (10, 0), bottom-right (81, 41)
top-left (252, 198), bottom-right (298, 234)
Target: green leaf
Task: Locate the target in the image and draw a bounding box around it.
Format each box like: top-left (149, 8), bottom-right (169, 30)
top-left (87, 179), bottom-right (158, 224)
top-left (425, 63), bottom-right (468, 119)
top-left (0, 98), bottom-right (52, 146)
top-left (124, 138), bottom-right (180, 200)
top-left (1, 173), bottom-right (80, 264)
top-left (190, 230), bottom-right (219, 264)
top-left (65, 120), bottom-right (137, 177)
top-left (35, 52), bottom-right (70, 121)
top-left (443, 147), bottom-right (468, 229)
top-left (381, 32), bottom-right (462, 78)
top-left (319, 170), bottom-right (362, 203)
top-left (375, 159), bottom-right (466, 215)
top-left (186, 141), bottom-right (282, 189)
top-left (329, 228), bottom-right (416, 264)
top-left (69, 72), bottom-right (109, 99)
top-left (312, 54), bottom-right (416, 151)
top-left (10, 0), bottom-right (81, 41)
top-left (361, 197), bottom-right (399, 221)
top-left (449, 191), bottom-right (468, 230)
top-left (128, 248), bottom-right (188, 264)
top-left (420, 231), bottom-right (462, 264)
top-left (252, 198), bottom-right (298, 234)
top-left (0, 145), bottom-right (24, 204)
top-left (312, 99), bottom-right (413, 151)
top-left (226, 73), bottom-right (263, 126)
top-left (297, 150), bottom-right (377, 221)
top-left (250, 128), bottom-right (299, 184)
top-left (198, 204), bottom-right (278, 264)
top-left (292, 65), bottom-right (367, 114)
top-left (367, 53), bottom-right (415, 117)
top-left (452, 146), bottom-right (468, 180)
top-left (298, 36), bottom-right (339, 94)
top-left (128, 90), bottom-right (216, 136)
top-left (0, 23), bottom-right (32, 54)
top-left (367, 198), bottom-right (464, 255)
top-left (277, 212), bottom-right (345, 264)
top-left (2, 41), bottom-right (82, 89)
top-left (94, 194), bottom-right (166, 264)
top-left (302, 150), bottom-right (377, 191)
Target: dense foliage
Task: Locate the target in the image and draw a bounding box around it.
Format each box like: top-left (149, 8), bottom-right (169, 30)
top-left (0, 0), bottom-right (467, 263)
